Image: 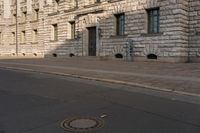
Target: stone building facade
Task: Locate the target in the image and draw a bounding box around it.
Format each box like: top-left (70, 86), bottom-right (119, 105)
top-left (0, 0), bottom-right (199, 62)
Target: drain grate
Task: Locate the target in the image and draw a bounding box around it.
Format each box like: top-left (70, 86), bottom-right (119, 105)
top-left (61, 117), bottom-right (104, 132)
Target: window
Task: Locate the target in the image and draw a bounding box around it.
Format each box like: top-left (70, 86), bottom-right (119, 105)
top-left (115, 13), bottom-right (125, 36)
top-left (147, 8), bottom-right (160, 33)
top-left (54, 0), bottom-right (59, 11)
top-left (115, 53), bottom-right (123, 59)
top-left (0, 32), bottom-right (2, 44)
top-left (96, 0), bottom-right (101, 3)
top-left (22, 11), bottom-right (27, 22)
top-left (147, 54), bottom-right (158, 59)
top-left (75, 0), bottom-right (78, 7)
top-left (21, 31), bottom-right (26, 43)
top-left (70, 21), bottom-right (75, 39)
top-left (12, 32), bottom-right (15, 44)
top-left (32, 29), bottom-right (38, 42)
top-left (34, 9), bottom-right (39, 20)
top-left (51, 24), bottom-right (58, 41)
top-left (12, 14), bottom-right (16, 23)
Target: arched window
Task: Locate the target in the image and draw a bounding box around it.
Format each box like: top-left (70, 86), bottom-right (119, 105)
top-left (147, 54), bottom-right (158, 59)
top-left (115, 53), bottom-right (123, 59)
top-left (69, 53), bottom-right (75, 57)
top-left (52, 53), bottom-right (57, 57)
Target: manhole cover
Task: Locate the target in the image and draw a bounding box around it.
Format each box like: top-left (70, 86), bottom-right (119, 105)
top-left (61, 117), bottom-right (104, 132)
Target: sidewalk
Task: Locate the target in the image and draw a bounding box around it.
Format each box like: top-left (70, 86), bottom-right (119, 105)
top-left (0, 57), bottom-right (200, 97)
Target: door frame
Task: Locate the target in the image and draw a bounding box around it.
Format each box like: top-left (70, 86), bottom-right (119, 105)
top-left (87, 26), bottom-right (97, 56)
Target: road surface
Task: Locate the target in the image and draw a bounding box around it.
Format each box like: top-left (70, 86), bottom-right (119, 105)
top-left (0, 68), bottom-right (200, 133)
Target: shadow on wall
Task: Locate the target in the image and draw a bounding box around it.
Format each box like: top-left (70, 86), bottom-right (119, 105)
top-left (0, 4), bottom-right (163, 62)
top-left (46, 34), bottom-right (133, 61)
top-left (44, 13), bottom-right (162, 62)
top-left (44, 15), bottom-right (131, 61)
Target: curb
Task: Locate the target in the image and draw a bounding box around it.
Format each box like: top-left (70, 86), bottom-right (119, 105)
top-left (0, 66), bottom-right (200, 98)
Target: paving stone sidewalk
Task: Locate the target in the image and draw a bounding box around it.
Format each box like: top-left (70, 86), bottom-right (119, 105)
top-left (0, 57), bottom-right (200, 96)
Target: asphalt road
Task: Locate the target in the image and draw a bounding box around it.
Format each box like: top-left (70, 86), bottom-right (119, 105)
top-left (0, 68), bottom-right (200, 133)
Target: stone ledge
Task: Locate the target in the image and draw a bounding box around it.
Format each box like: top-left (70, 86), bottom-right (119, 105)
top-left (20, 43), bottom-right (26, 45)
top-left (109, 35), bottom-right (128, 38)
top-left (31, 42), bottom-right (38, 44)
top-left (65, 39), bottom-right (79, 41)
top-left (64, 7), bottom-right (78, 13)
top-left (30, 20), bottom-right (39, 23)
top-left (83, 3), bottom-right (101, 8)
top-left (50, 40), bottom-right (58, 42)
top-left (8, 24), bottom-right (16, 26)
top-left (48, 11), bottom-right (60, 16)
top-left (76, 8), bottom-right (104, 16)
top-left (141, 32), bottom-right (164, 37)
top-left (107, 0), bottom-right (125, 3)
top-left (19, 22), bottom-right (26, 25)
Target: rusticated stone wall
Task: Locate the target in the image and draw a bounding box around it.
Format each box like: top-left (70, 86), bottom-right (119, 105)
top-left (189, 0), bottom-right (200, 62)
top-left (0, 0), bottom-right (199, 63)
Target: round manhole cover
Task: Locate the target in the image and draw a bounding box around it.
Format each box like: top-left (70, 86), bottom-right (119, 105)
top-left (61, 117), bottom-right (104, 132)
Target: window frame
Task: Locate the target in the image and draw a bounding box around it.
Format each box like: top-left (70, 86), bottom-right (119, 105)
top-left (21, 31), bottom-right (26, 44)
top-left (22, 11), bottom-right (27, 22)
top-left (12, 32), bottom-right (16, 44)
top-left (32, 29), bottom-right (38, 43)
top-left (54, 0), bottom-right (60, 11)
top-left (96, 0), bottom-right (101, 3)
top-left (34, 9), bottom-right (39, 20)
top-left (52, 24), bottom-right (58, 41)
top-left (0, 32), bottom-right (2, 44)
top-left (115, 13), bottom-right (125, 36)
top-left (13, 14), bottom-right (16, 23)
top-left (147, 8), bottom-right (160, 34)
top-left (70, 21), bottom-right (76, 39)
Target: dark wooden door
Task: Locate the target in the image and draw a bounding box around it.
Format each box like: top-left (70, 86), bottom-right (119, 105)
top-left (88, 27), bottom-right (96, 56)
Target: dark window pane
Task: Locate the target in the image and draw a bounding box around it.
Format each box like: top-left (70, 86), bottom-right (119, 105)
top-left (147, 8), bottom-right (160, 33)
top-left (116, 14), bottom-right (125, 35)
top-left (70, 22), bottom-right (75, 39)
top-left (53, 24), bottom-right (58, 40)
